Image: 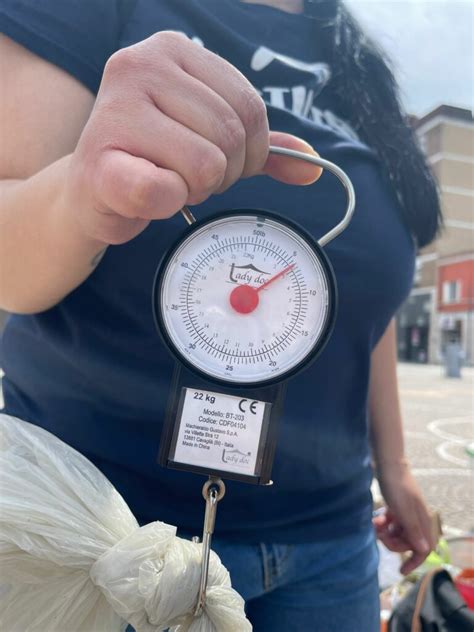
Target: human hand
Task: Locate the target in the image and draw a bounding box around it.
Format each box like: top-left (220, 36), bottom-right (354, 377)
top-left (66, 31), bottom-right (321, 246)
top-left (373, 463), bottom-right (436, 575)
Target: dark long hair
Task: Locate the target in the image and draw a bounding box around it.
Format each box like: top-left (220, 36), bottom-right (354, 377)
top-left (310, 0), bottom-right (442, 248)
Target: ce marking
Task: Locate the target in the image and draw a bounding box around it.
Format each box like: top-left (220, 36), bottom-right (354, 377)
top-left (238, 399), bottom-right (258, 415)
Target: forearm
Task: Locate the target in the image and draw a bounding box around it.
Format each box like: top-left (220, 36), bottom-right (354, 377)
top-left (368, 319), bottom-right (406, 465)
top-left (0, 155), bottom-right (106, 314)
top-left (369, 319), bottom-right (435, 561)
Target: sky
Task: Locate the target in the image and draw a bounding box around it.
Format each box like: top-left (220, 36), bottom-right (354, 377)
top-left (345, 0), bottom-right (473, 116)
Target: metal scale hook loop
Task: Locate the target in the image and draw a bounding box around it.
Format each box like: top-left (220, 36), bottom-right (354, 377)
top-left (265, 145), bottom-right (356, 246)
top-left (193, 476), bottom-right (226, 618)
top-left (180, 145), bottom-right (356, 247)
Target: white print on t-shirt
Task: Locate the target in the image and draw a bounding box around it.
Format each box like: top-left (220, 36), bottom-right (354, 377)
top-left (250, 45), bottom-right (359, 140)
top-left (251, 45), bottom-right (331, 78)
top-left (180, 34), bottom-right (359, 141)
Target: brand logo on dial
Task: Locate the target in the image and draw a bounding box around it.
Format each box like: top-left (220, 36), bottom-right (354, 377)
top-left (229, 263), bottom-right (270, 286)
top-left (222, 448), bottom-right (252, 466)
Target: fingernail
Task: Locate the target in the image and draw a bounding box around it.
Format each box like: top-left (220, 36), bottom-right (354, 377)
top-left (418, 538), bottom-right (430, 552)
top-left (297, 139), bottom-right (319, 155)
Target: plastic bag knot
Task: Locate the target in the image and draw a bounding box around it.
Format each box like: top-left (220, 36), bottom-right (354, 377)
top-left (90, 522), bottom-right (251, 632)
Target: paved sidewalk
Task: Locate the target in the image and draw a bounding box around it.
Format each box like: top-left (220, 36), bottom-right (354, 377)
top-left (397, 362), bottom-right (473, 535)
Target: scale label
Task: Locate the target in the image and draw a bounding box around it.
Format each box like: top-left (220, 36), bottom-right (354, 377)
top-left (171, 388), bottom-right (270, 476)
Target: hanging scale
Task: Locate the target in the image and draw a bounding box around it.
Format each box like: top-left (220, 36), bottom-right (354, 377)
top-left (152, 146), bottom-right (355, 614)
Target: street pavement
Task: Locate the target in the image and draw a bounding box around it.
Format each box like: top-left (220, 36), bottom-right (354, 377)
top-left (396, 362), bottom-right (473, 535)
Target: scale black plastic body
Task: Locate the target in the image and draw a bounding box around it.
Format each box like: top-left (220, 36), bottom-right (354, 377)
top-left (157, 363), bottom-right (285, 485)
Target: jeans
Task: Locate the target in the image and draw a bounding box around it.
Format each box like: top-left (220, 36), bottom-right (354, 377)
top-left (211, 526), bottom-right (380, 631)
top-left (127, 526), bottom-right (380, 631)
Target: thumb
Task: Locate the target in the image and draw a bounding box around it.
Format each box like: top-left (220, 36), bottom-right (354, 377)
top-left (402, 513), bottom-right (430, 555)
top-left (262, 132), bottom-right (323, 185)
top-left (398, 513), bottom-right (430, 576)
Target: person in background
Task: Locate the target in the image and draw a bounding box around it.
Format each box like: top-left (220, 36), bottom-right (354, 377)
top-left (0, 0), bottom-right (441, 629)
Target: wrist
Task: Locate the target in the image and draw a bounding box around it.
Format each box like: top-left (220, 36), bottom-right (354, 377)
top-left (59, 155), bottom-right (109, 252)
top-left (373, 456), bottom-right (408, 467)
top-left (373, 456), bottom-right (410, 478)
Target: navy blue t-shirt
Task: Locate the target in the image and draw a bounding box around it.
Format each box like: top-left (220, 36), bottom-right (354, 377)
top-left (0, 0), bottom-right (415, 542)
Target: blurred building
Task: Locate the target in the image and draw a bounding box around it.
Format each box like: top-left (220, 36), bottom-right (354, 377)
top-left (397, 105), bottom-right (474, 364)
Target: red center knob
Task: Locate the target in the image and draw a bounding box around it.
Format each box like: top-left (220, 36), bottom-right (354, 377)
top-left (229, 284), bottom-right (259, 314)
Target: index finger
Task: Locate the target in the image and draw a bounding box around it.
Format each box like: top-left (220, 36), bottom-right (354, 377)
top-left (177, 39), bottom-right (270, 176)
top-left (400, 550), bottom-right (429, 575)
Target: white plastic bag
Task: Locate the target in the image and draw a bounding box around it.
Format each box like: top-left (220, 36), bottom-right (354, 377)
top-left (0, 414), bottom-right (251, 631)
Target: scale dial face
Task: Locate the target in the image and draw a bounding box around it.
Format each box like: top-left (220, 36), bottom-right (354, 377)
top-left (155, 212), bottom-right (336, 386)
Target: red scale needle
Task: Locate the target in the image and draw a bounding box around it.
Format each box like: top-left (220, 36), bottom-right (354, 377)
top-left (229, 263), bottom-right (295, 315)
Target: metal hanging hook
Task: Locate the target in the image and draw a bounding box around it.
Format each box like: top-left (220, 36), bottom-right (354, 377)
top-left (180, 205), bottom-right (196, 225)
top-left (267, 146), bottom-right (356, 247)
top-left (180, 145), bottom-right (355, 247)
top-left (193, 476), bottom-right (226, 617)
